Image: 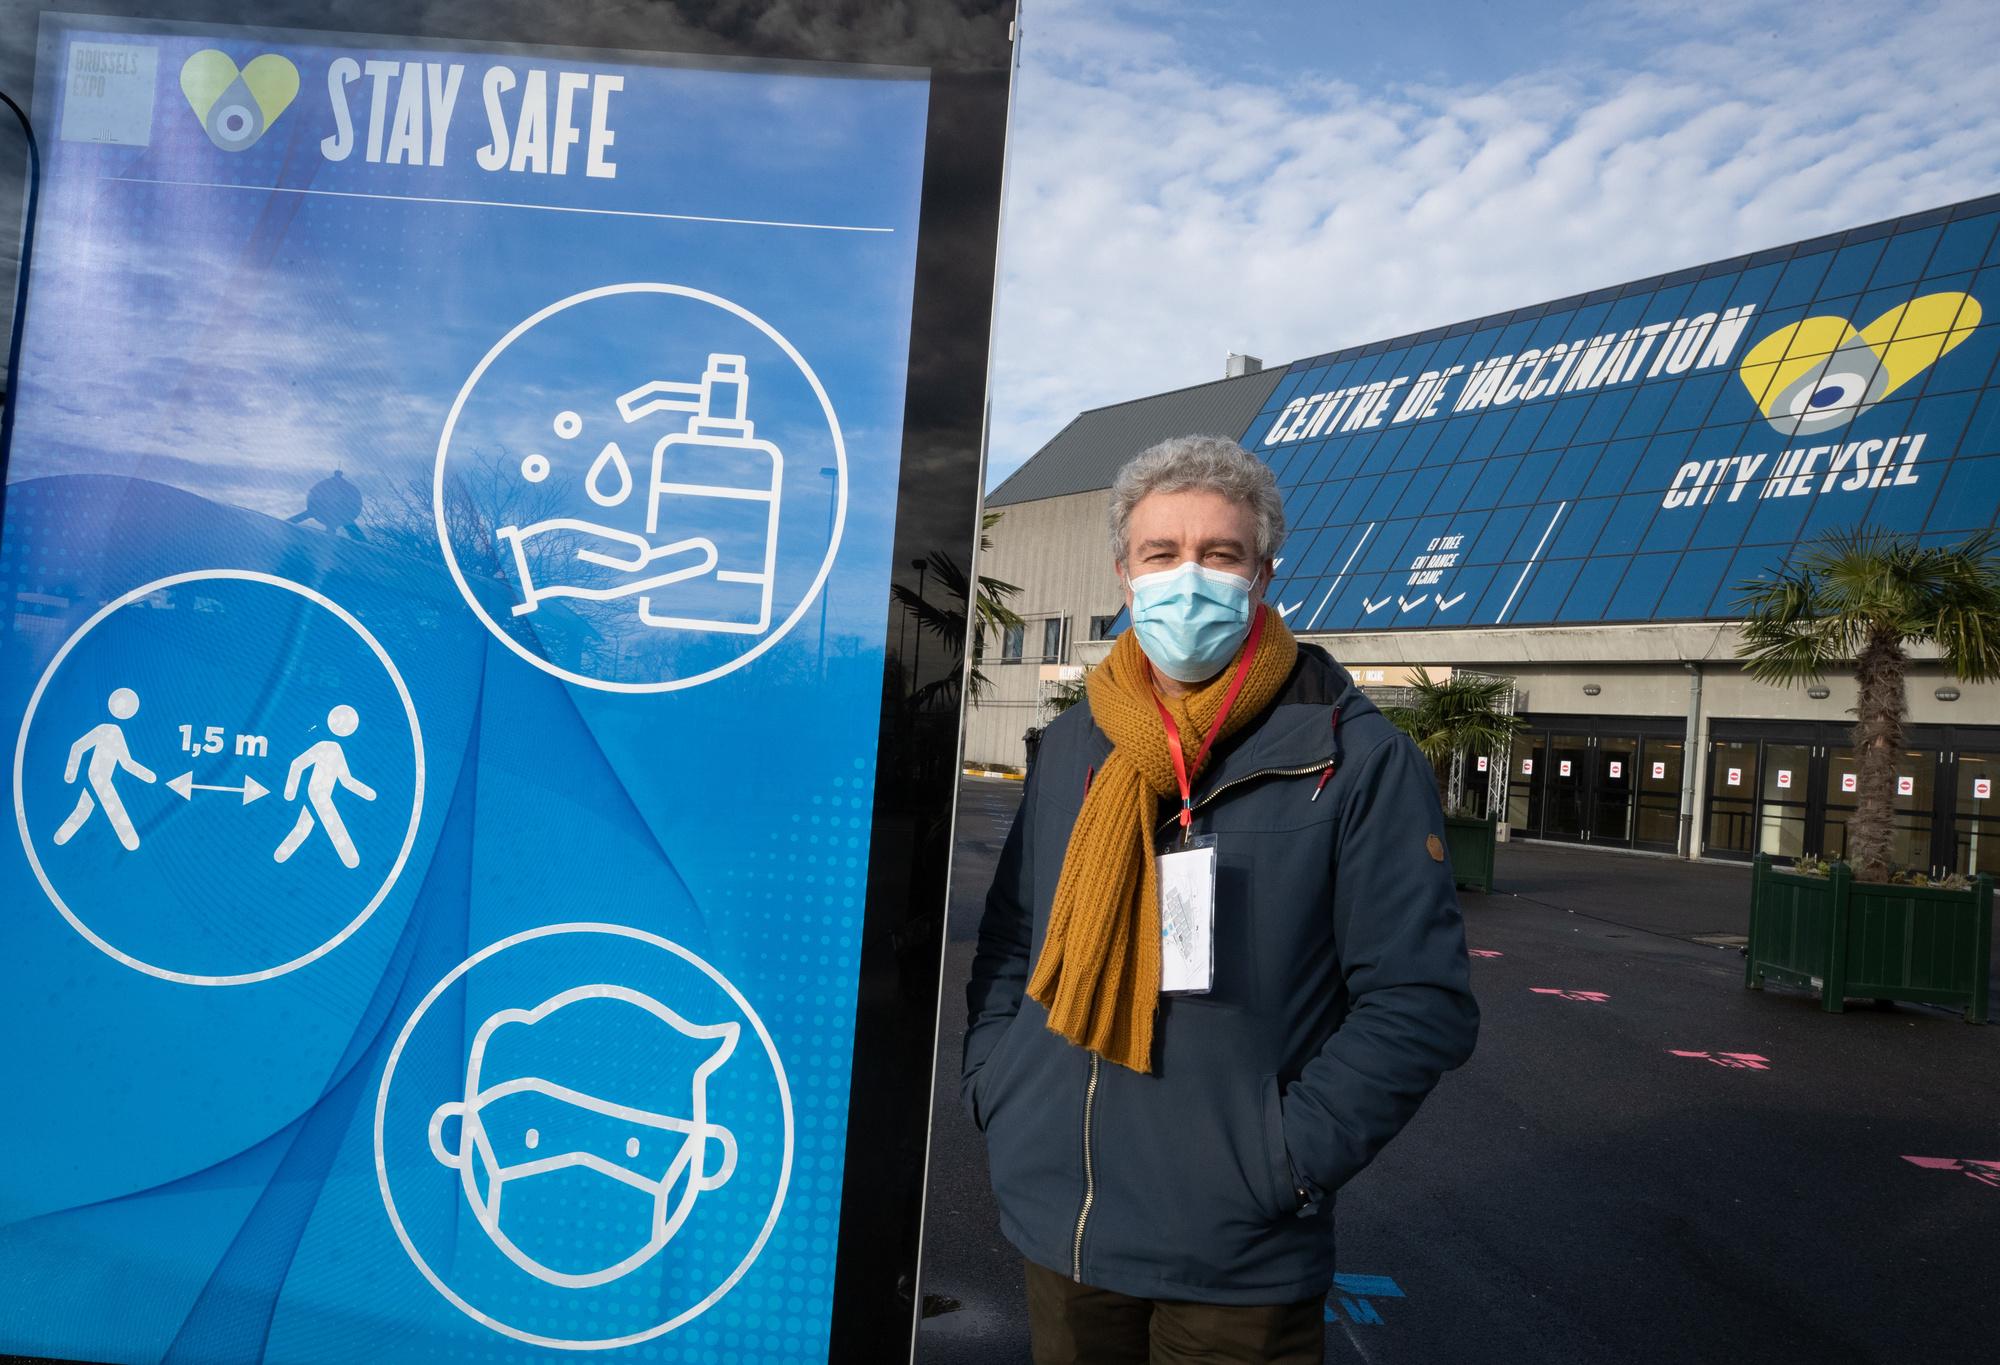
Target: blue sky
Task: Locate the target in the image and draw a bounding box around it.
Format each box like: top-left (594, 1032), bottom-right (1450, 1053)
top-left (984, 0), bottom-right (2000, 485)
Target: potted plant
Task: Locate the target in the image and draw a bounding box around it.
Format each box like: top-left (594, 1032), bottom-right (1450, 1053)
top-left (1734, 528), bottom-right (2000, 1020)
top-left (1384, 668), bottom-right (1523, 894)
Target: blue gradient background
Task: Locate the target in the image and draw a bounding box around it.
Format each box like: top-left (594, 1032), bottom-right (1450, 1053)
top-left (1, 16), bottom-right (926, 1363)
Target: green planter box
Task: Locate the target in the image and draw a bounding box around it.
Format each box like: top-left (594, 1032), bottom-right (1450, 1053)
top-left (1746, 854), bottom-right (1994, 1022)
top-left (1443, 814), bottom-right (1497, 895)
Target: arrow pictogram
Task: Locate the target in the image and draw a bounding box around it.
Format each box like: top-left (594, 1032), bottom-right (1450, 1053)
top-left (167, 771), bottom-right (269, 805)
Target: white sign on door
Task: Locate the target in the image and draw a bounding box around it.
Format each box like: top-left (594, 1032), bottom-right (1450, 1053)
top-left (1522, 758), bottom-right (1534, 775)
top-left (1608, 761), bottom-right (1623, 779)
top-left (1651, 760), bottom-right (1667, 780)
top-left (1559, 759), bottom-right (1573, 777)
top-left (1897, 775), bottom-right (1915, 797)
top-left (1477, 755), bottom-right (1489, 772)
top-left (1726, 767), bottom-right (1742, 786)
top-left (1840, 772), bottom-right (1857, 793)
top-left (1777, 770), bottom-right (1792, 789)
top-left (1975, 777), bottom-right (1993, 801)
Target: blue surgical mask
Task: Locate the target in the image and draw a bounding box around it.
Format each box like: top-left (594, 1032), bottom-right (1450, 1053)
top-left (1127, 561), bottom-right (1260, 683)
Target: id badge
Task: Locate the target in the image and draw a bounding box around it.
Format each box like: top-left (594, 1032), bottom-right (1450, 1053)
top-left (1158, 834), bottom-right (1217, 995)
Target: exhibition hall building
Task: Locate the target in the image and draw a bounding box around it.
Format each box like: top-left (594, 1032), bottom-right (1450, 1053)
top-left (970, 194), bottom-right (2000, 876)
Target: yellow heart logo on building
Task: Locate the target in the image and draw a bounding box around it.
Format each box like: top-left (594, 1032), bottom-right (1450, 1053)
top-left (180, 50), bottom-right (299, 152)
top-left (1738, 291), bottom-right (1981, 437)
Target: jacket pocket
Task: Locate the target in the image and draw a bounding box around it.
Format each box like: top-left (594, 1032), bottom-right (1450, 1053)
top-left (968, 1017), bottom-right (1024, 1132)
top-left (1258, 1073), bottom-right (1295, 1220)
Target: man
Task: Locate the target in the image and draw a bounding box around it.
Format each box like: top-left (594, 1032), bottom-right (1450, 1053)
top-left (962, 434), bottom-right (1479, 1363)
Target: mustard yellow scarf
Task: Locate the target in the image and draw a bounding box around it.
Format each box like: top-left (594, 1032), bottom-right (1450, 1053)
top-left (1027, 607), bottom-right (1298, 1073)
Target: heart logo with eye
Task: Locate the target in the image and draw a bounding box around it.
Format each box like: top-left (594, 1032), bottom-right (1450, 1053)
top-left (1738, 291), bottom-right (1981, 437)
top-left (179, 50), bottom-right (299, 152)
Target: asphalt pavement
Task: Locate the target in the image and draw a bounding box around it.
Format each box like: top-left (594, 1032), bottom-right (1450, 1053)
top-left (916, 777), bottom-right (2000, 1365)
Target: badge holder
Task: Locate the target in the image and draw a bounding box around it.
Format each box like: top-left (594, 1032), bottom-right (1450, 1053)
top-left (1158, 833), bottom-right (1217, 995)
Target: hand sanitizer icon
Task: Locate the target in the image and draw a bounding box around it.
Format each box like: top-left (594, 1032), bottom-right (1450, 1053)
top-left (616, 355), bottom-right (783, 635)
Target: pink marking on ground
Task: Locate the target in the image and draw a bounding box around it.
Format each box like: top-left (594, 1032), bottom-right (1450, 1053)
top-left (1468, 949), bottom-right (1503, 958)
top-left (1531, 988), bottom-right (1609, 1002)
top-left (1903, 1156), bottom-right (1965, 1170)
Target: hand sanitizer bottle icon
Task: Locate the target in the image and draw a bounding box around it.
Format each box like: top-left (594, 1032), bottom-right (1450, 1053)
top-left (633, 355), bottom-right (783, 635)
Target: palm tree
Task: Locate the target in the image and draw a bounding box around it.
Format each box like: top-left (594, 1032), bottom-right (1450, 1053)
top-left (1384, 668), bottom-right (1524, 814)
top-left (1735, 528), bottom-right (2000, 882)
top-left (892, 510), bottom-right (1024, 711)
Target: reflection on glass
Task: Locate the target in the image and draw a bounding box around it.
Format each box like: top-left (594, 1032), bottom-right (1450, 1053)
top-left (1546, 734), bottom-right (1590, 839)
top-left (1954, 751), bottom-right (2000, 876)
top-left (1592, 736), bottom-right (1637, 844)
top-left (1757, 742), bottom-right (1810, 859)
top-left (1705, 739), bottom-right (1757, 855)
top-left (1635, 737), bottom-right (1683, 849)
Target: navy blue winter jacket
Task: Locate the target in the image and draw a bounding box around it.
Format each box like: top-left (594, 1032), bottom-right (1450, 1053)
top-left (962, 644), bottom-right (1479, 1304)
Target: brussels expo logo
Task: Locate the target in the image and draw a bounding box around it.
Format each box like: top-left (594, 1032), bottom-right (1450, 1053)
top-left (179, 49), bottom-right (298, 151)
top-left (1737, 291), bottom-right (1981, 437)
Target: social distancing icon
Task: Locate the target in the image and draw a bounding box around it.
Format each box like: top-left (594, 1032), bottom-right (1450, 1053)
top-left (13, 571), bottom-right (423, 986)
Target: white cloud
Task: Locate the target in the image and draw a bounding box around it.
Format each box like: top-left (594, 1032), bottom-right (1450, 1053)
top-left (984, 0), bottom-right (2000, 487)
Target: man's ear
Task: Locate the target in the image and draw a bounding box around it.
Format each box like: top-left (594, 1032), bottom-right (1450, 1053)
top-left (1115, 559), bottom-right (1132, 610)
top-left (1250, 558), bottom-right (1276, 603)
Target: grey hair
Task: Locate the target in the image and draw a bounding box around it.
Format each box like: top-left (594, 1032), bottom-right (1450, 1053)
top-left (1107, 434), bottom-right (1286, 566)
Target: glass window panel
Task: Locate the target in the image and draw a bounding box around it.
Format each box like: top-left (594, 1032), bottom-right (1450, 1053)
top-left (1925, 455), bottom-right (2000, 532)
top-left (1467, 506), bottom-right (1530, 564)
top-left (1325, 477), bottom-right (1381, 526)
top-left (1655, 547), bottom-right (1733, 618)
top-left (1868, 227), bottom-right (1943, 290)
top-left (1756, 741), bottom-right (1813, 859)
top-left (1797, 473), bottom-right (1883, 540)
top-left (1951, 749), bottom-right (2000, 877)
top-left (1509, 500), bottom-right (1573, 560)
top-left (1907, 388), bottom-right (1979, 454)
top-left (1584, 438), bottom-right (1646, 498)
top-left (1616, 430), bottom-right (1699, 496)
top-left (1684, 273), bottom-right (1741, 314)
top-left (1731, 261), bottom-right (1787, 306)
top-left (1686, 474), bottom-right (1765, 549)
top-left (1638, 499), bottom-right (1697, 555)
top-left (1361, 519), bottom-right (1420, 572)
top-left (1565, 301), bottom-right (1616, 337)
top-left (1548, 496), bottom-right (1614, 555)
top-left (1648, 283), bottom-right (1695, 316)
top-left (1530, 394), bottom-right (1593, 450)
top-left (1606, 551), bottom-right (1675, 620)
top-left (1507, 556), bottom-right (1583, 625)
top-left (1359, 429), bottom-right (1405, 476)
top-left (1613, 382), bottom-right (1677, 439)
top-left (1526, 309), bottom-right (1579, 350)
top-left (1663, 372), bottom-right (1732, 433)
top-left (1467, 456), bottom-right (1521, 509)
top-left (1298, 479), bottom-right (1346, 526)
top-left (1555, 555), bottom-right (1625, 620)
top-left (1421, 460), bottom-right (1481, 517)
top-left (1769, 251), bottom-right (1833, 308)
top-left (1287, 527), bottom-right (1341, 580)
top-left (1743, 483), bottom-right (1813, 546)
top-left (1601, 293), bottom-right (1654, 330)
top-left (1473, 560), bottom-right (1527, 623)
top-left (1541, 443), bottom-right (1610, 503)
top-left (1709, 544), bottom-right (1788, 616)
top-left (1391, 473), bottom-right (1439, 518)
top-left (1919, 319), bottom-right (2000, 397)
top-left (1468, 409), bottom-right (1514, 456)
top-left (1862, 450), bottom-right (1944, 535)
top-left (1958, 388), bottom-right (2000, 456)
top-left (1492, 319), bottom-right (1538, 353)
top-left (1494, 403), bottom-right (1551, 457)
top-left (1819, 240), bottom-right (1887, 298)
top-left (1393, 420), bottom-right (1445, 470)
top-left (1426, 331), bottom-right (1476, 368)
top-left (1592, 493), bottom-right (1660, 556)
top-left (1575, 389), bottom-right (1637, 442)
top-left (1501, 450), bottom-right (1559, 506)
top-left (1931, 213), bottom-right (1998, 277)
top-left (1429, 563), bottom-right (1494, 625)
top-left (1423, 415), bottom-right (1477, 465)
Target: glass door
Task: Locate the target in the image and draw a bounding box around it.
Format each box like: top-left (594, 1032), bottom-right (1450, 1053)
top-left (1544, 734), bottom-right (1592, 841)
top-left (1591, 736), bottom-right (1638, 847)
top-left (1756, 742), bottom-right (1812, 860)
top-left (1824, 746), bottom-right (1940, 872)
top-left (1951, 750), bottom-right (2000, 876)
top-left (1704, 739), bottom-right (1759, 857)
top-left (1508, 733), bottom-right (1547, 837)
top-left (1635, 738), bottom-right (1683, 852)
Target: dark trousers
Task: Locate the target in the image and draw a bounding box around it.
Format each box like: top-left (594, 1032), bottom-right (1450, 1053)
top-left (1025, 1259), bottom-right (1325, 1364)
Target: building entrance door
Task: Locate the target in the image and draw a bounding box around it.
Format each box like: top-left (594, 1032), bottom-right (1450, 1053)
top-left (1508, 718), bottom-right (1683, 847)
top-left (1591, 735), bottom-right (1639, 847)
top-left (1544, 734), bottom-right (1592, 841)
top-left (1634, 738), bottom-right (1684, 852)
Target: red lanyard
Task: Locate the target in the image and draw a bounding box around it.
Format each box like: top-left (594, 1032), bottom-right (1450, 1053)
top-left (1150, 604), bottom-right (1268, 834)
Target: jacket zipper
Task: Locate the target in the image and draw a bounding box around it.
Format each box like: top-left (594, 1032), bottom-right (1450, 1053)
top-left (1155, 759), bottom-right (1334, 842)
top-left (1072, 1050), bottom-right (1100, 1280)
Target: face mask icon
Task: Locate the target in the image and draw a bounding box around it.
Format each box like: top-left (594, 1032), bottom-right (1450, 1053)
top-left (427, 985), bottom-right (740, 1288)
top-left (1737, 291), bottom-right (1981, 437)
top-left (179, 50), bottom-right (299, 152)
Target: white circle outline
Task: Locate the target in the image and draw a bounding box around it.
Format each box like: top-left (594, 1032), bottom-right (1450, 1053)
top-left (373, 922), bottom-right (794, 1350)
top-left (433, 283), bottom-right (849, 693)
top-left (11, 570), bottom-right (427, 987)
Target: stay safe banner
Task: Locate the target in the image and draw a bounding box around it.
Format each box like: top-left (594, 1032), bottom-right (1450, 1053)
top-left (2, 10), bottom-right (933, 1362)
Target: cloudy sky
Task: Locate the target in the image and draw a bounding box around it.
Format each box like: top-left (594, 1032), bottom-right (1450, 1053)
top-left (982, 0), bottom-right (2000, 487)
